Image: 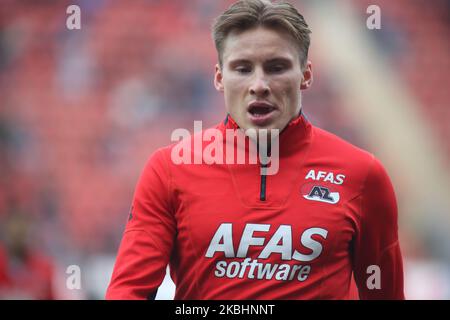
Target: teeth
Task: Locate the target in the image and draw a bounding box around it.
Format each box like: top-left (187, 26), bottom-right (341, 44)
top-left (252, 112), bottom-right (268, 118)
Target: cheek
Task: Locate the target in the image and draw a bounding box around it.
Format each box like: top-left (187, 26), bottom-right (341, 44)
top-left (274, 80), bottom-right (298, 103)
top-left (223, 78), bottom-right (247, 105)
top-left (225, 75), bottom-right (247, 91)
top-left (274, 82), bottom-right (301, 116)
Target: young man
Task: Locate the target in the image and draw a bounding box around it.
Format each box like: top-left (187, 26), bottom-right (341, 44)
top-left (106, 0), bottom-right (404, 299)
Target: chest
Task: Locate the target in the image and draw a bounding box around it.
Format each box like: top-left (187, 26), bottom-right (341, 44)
top-left (172, 163), bottom-right (359, 265)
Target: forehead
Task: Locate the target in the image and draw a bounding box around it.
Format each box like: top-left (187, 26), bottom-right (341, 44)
top-left (222, 26), bottom-right (300, 64)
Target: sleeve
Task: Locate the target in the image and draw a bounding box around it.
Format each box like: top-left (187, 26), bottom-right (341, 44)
top-left (105, 149), bottom-right (176, 300)
top-left (352, 156), bottom-right (405, 300)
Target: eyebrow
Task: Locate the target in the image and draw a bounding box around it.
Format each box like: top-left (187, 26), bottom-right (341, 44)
top-left (265, 58), bottom-right (293, 65)
top-left (228, 57), bottom-right (293, 66)
top-left (228, 59), bottom-right (251, 67)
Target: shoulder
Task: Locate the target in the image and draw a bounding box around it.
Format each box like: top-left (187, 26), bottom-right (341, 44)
top-left (307, 125), bottom-right (393, 199)
top-left (311, 126), bottom-right (374, 165)
top-left (151, 121), bottom-right (224, 165)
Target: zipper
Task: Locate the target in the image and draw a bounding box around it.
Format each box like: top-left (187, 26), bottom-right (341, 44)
top-left (260, 163), bottom-right (268, 201)
top-left (259, 138), bottom-right (271, 202)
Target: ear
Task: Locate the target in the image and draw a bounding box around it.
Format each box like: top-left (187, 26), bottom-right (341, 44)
top-left (300, 61), bottom-right (313, 90)
top-left (214, 64), bottom-right (224, 92)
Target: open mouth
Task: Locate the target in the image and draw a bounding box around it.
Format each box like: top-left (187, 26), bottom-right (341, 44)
top-left (247, 102), bottom-right (277, 118)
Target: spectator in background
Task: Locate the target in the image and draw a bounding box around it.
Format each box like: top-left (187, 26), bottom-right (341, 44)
top-left (0, 213), bottom-right (54, 299)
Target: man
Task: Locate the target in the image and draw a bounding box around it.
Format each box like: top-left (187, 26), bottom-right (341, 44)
top-left (106, 0), bottom-right (404, 299)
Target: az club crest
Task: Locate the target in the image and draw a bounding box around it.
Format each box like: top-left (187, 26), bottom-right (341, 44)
top-left (301, 184), bottom-right (340, 204)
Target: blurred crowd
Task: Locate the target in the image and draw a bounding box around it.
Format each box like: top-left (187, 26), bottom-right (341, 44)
top-left (0, 0), bottom-right (449, 299)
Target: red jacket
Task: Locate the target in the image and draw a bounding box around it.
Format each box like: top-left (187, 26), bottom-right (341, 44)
top-left (106, 114), bottom-right (404, 299)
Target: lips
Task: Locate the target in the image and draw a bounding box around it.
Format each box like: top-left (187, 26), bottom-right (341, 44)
top-left (247, 101), bottom-right (278, 125)
top-left (247, 101), bottom-right (276, 116)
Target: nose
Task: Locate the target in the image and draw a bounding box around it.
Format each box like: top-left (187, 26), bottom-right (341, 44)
top-left (249, 73), bottom-right (270, 97)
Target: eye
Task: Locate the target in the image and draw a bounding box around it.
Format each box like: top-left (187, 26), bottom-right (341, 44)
top-left (267, 64), bottom-right (286, 73)
top-left (235, 66), bottom-right (252, 74)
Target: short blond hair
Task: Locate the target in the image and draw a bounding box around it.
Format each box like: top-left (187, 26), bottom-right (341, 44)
top-left (212, 0), bottom-right (311, 68)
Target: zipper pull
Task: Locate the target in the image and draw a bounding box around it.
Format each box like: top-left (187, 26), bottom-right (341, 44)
top-left (260, 163), bottom-right (268, 201)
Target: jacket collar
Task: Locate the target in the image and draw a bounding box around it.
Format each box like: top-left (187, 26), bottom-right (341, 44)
top-left (219, 110), bottom-right (312, 157)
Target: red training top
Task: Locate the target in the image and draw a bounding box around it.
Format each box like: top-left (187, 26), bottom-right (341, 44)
top-left (106, 114), bottom-right (404, 300)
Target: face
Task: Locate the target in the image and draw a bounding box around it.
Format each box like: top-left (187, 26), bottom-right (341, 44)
top-left (214, 26), bottom-right (313, 132)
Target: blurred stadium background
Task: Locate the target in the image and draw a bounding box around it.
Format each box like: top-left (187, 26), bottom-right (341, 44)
top-left (0, 0), bottom-right (449, 299)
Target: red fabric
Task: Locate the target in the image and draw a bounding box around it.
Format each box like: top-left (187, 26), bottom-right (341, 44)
top-left (0, 244), bottom-right (54, 299)
top-left (0, 246), bottom-right (9, 286)
top-left (106, 114), bottom-right (404, 300)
